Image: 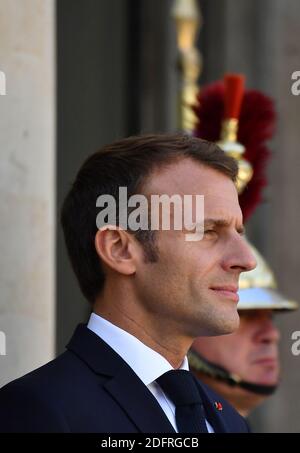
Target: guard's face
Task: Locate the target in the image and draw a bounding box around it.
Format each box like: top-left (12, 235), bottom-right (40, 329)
top-left (135, 158), bottom-right (256, 339)
top-left (192, 310), bottom-right (280, 386)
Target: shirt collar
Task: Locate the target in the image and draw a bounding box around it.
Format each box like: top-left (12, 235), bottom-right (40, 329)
top-left (87, 312), bottom-right (189, 386)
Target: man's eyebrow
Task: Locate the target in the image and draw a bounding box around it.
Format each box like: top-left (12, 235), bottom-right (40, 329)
top-left (204, 218), bottom-right (245, 234)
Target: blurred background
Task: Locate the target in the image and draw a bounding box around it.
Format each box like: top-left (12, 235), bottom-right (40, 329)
top-left (0, 0), bottom-right (300, 432)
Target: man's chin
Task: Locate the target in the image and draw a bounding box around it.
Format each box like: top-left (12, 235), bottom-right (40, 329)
top-left (212, 309), bottom-right (240, 336)
top-left (187, 304), bottom-right (240, 336)
top-left (198, 317), bottom-right (240, 337)
top-left (206, 296), bottom-right (240, 335)
top-left (253, 373), bottom-right (279, 387)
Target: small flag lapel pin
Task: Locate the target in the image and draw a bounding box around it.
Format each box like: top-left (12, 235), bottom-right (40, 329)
top-left (214, 402), bottom-right (223, 411)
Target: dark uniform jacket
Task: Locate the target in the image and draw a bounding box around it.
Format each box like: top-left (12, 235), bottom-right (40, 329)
top-left (0, 324), bottom-right (250, 433)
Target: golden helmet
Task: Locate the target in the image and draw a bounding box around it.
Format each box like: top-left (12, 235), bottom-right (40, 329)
top-left (238, 237), bottom-right (298, 311)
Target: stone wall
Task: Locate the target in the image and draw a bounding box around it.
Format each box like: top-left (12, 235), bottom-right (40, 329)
top-left (0, 0), bottom-right (55, 386)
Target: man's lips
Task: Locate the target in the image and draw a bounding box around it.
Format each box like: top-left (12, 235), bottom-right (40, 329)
top-left (210, 286), bottom-right (239, 303)
top-left (252, 357), bottom-right (278, 366)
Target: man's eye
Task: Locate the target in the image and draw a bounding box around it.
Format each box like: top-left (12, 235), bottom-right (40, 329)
top-left (204, 229), bottom-right (217, 236)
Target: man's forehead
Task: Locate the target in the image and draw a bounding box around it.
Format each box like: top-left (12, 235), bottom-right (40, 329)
top-left (204, 194), bottom-right (242, 218)
top-left (204, 191), bottom-right (243, 228)
top-left (144, 158), bottom-right (237, 196)
top-left (145, 161), bottom-right (238, 204)
top-left (143, 161), bottom-right (243, 226)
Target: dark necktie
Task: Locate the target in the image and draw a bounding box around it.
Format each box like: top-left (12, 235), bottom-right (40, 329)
top-left (157, 370), bottom-right (209, 433)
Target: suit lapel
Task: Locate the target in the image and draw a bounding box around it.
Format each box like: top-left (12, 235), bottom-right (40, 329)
top-left (66, 324), bottom-right (175, 433)
top-left (104, 363), bottom-right (175, 433)
top-left (194, 378), bottom-right (228, 433)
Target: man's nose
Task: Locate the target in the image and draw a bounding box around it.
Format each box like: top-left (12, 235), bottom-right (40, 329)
top-left (222, 235), bottom-right (257, 273)
top-left (255, 317), bottom-right (281, 345)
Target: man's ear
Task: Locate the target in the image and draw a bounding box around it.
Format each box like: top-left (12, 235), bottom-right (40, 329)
top-left (94, 226), bottom-right (137, 275)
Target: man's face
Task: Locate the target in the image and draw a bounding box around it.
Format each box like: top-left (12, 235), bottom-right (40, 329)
top-left (192, 310), bottom-right (280, 386)
top-left (134, 158), bottom-right (256, 339)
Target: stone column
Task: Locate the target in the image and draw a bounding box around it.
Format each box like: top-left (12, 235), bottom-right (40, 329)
top-left (0, 0), bottom-right (55, 386)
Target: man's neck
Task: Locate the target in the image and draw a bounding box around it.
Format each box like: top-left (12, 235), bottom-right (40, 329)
top-left (93, 299), bottom-right (192, 369)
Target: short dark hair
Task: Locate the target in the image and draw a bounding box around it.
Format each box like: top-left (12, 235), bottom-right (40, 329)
top-left (61, 133), bottom-right (238, 304)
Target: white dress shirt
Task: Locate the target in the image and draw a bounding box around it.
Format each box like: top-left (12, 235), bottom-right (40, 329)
top-left (87, 312), bottom-right (214, 433)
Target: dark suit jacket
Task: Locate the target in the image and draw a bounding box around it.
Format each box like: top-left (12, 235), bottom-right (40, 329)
top-left (0, 324), bottom-right (249, 433)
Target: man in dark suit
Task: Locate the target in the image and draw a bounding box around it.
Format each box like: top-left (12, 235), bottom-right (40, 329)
top-left (0, 134), bottom-right (256, 432)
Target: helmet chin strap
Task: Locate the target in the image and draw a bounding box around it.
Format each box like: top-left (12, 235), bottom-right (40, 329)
top-left (188, 349), bottom-right (278, 396)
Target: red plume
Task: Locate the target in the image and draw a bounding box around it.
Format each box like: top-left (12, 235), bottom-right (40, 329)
top-left (224, 73), bottom-right (245, 119)
top-left (193, 81), bottom-right (276, 222)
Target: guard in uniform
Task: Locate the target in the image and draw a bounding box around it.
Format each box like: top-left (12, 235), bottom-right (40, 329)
top-left (190, 74), bottom-right (298, 417)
